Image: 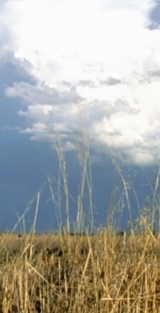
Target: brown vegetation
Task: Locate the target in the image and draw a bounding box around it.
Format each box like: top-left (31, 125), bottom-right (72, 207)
top-left (0, 230), bottom-right (160, 312)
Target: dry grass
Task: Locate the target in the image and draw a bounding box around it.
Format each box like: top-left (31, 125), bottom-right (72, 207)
top-left (0, 230), bottom-right (160, 312)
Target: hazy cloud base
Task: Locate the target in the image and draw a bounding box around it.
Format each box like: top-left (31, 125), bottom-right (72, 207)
top-left (1, 0), bottom-right (160, 165)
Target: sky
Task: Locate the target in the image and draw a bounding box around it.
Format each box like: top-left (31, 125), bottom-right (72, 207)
top-left (0, 0), bottom-right (160, 232)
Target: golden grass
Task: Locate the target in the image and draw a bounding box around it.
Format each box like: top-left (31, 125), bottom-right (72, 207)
top-left (0, 230), bottom-right (160, 312)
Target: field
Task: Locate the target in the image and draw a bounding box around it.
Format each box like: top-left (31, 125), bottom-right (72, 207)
top-left (0, 229), bottom-right (160, 313)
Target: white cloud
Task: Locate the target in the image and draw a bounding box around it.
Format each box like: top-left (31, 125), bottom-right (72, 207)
top-left (5, 81), bottom-right (82, 104)
top-left (2, 0), bottom-right (160, 165)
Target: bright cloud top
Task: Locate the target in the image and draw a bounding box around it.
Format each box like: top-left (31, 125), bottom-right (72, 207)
top-left (1, 0), bottom-right (160, 165)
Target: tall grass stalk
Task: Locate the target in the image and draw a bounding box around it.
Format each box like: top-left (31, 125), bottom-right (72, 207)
top-left (50, 126), bottom-right (94, 233)
top-left (105, 149), bottom-right (134, 232)
top-left (75, 131), bottom-right (93, 233)
top-left (51, 133), bottom-right (70, 233)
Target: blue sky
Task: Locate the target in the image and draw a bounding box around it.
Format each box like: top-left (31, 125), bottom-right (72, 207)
top-left (0, 0), bottom-right (160, 232)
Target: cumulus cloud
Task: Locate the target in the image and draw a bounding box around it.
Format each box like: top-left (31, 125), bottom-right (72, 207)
top-left (5, 81), bottom-right (83, 104)
top-left (100, 77), bottom-right (122, 86)
top-left (2, 0), bottom-right (160, 165)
